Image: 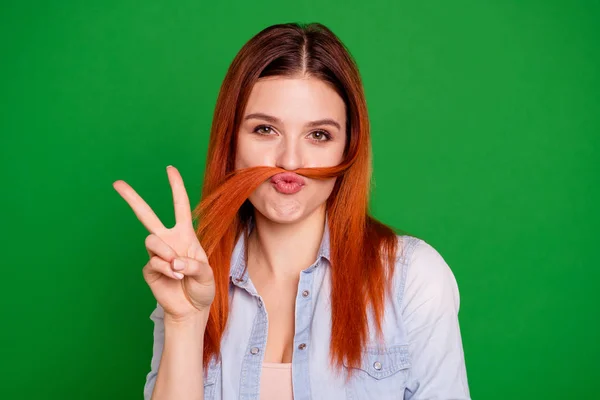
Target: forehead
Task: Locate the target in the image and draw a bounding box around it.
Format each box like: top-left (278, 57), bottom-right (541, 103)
top-left (244, 76), bottom-right (346, 123)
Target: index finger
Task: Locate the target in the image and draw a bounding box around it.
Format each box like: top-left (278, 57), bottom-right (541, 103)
top-left (113, 180), bottom-right (166, 234)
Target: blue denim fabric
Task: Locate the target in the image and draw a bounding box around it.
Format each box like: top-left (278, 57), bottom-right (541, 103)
top-left (144, 217), bottom-right (470, 399)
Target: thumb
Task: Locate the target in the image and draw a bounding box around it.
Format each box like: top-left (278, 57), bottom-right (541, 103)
top-left (171, 256), bottom-right (214, 284)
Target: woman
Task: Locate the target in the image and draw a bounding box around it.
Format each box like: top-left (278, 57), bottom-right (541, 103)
top-left (114, 22), bottom-right (470, 400)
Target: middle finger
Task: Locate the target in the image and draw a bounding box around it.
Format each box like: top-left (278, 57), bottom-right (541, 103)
top-left (166, 166), bottom-right (193, 227)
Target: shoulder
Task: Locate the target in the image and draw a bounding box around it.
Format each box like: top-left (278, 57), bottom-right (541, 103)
top-left (393, 235), bottom-right (461, 312)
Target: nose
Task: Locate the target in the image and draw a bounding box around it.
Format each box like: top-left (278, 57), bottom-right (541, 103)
top-left (274, 136), bottom-right (303, 171)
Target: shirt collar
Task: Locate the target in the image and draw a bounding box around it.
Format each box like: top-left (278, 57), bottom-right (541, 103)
top-left (229, 214), bottom-right (331, 284)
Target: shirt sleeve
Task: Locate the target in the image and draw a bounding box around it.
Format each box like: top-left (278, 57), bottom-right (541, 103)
top-left (402, 239), bottom-right (471, 399)
top-left (143, 304), bottom-right (165, 400)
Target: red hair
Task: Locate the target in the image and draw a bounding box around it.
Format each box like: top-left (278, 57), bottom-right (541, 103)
top-left (192, 23), bottom-right (401, 372)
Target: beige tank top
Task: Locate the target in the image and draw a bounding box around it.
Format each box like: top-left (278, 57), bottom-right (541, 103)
top-left (260, 363), bottom-right (293, 400)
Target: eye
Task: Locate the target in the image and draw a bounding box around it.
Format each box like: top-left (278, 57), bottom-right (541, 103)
top-left (309, 130), bottom-right (332, 142)
top-left (252, 125), bottom-right (275, 135)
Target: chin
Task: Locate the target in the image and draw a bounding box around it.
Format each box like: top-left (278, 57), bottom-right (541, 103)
top-left (260, 202), bottom-right (306, 224)
top-left (265, 213), bottom-right (304, 225)
top-left (249, 200), bottom-right (307, 225)
top-left (247, 184), bottom-right (305, 223)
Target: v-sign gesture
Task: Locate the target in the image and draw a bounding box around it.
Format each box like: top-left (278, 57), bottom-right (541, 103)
top-left (113, 166), bottom-right (215, 321)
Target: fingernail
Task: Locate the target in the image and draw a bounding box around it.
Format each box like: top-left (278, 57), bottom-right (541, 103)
top-left (167, 165), bottom-right (173, 170)
top-left (173, 259), bottom-right (185, 271)
top-left (173, 272), bottom-right (184, 279)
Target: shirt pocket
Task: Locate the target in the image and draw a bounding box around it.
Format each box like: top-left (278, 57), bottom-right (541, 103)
top-left (342, 344), bottom-right (411, 400)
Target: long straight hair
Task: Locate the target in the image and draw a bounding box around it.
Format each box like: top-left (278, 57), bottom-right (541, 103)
top-left (192, 22), bottom-right (401, 372)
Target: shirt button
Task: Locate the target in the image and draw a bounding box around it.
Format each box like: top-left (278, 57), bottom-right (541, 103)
top-left (257, 300), bottom-right (263, 308)
top-left (250, 347), bottom-right (260, 355)
top-left (298, 343), bottom-right (307, 350)
top-left (373, 361), bottom-right (382, 370)
top-left (302, 290), bottom-right (310, 297)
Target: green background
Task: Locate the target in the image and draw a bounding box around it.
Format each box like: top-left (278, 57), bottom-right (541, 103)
top-left (1, 0), bottom-right (598, 398)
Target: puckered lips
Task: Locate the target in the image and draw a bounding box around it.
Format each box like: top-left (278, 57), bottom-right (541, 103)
top-left (270, 172), bottom-right (306, 194)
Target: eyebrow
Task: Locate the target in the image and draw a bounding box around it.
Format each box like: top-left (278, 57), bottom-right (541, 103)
top-left (244, 112), bottom-right (342, 131)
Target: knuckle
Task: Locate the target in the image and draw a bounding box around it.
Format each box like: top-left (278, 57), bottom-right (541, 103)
top-left (186, 261), bottom-right (198, 272)
top-left (197, 255), bottom-right (209, 264)
top-left (187, 257), bottom-right (206, 272)
top-left (193, 249), bottom-right (209, 264)
top-left (175, 257), bottom-right (194, 273)
top-left (149, 256), bottom-right (163, 269)
top-left (144, 234), bottom-right (156, 248)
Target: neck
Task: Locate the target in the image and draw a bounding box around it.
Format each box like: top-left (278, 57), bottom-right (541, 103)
top-left (247, 206), bottom-right (326, 282)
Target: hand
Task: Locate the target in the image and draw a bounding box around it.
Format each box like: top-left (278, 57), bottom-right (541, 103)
top-left (113, 166), bottom-right (215, 321)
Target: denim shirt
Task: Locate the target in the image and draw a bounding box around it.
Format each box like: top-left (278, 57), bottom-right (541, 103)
top-left (144, 217), bottom-right (470, 399)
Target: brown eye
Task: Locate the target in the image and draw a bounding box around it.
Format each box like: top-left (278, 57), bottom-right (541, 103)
top-left (310, 131), bottom-right (332, 142)
top-left (253, 125), bottom-right (274, 135)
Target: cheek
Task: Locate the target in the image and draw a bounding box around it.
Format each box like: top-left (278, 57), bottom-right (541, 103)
top-left (234, 136), bottom-right (274, 169)
top-left (310, 177), bottom-right (337, 201)
top-left (324, 140), bottom-right (346, 166)
top-left (234, 139), bottom-right (254, 170)
top-left (326, 177), bottom-right (338, 191)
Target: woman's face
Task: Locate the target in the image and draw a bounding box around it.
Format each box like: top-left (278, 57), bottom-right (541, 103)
top-left (235, 75), bottom-right (347, 224)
